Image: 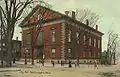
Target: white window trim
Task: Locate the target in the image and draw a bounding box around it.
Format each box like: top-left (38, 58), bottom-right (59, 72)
top-left (94, 38), bottom-right (96, 47)
top-left (83, 35), bottom-right (86, 44)
top-left (89, 37), bottom-right (92, 46)
top-left (68, 30), bottom-right (71, 42)
top-left (51, 29), bottom-right (56, 43)
top-left (51, 48), bottom-right (56, 58)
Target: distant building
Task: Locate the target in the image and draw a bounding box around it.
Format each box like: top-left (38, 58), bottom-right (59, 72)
top-left (12, 37), bottom-right (22, 60)
top-left (19, 5), bottom-right (103, 63)
top-left (0, 37), bottom-right (21, 61)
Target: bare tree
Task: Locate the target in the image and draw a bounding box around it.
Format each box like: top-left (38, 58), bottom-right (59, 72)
top-left (75, 9), bottom-right (100, 27)
top-left (106, 30), bottom-right (119, 65)
top-left (0, 0), bottom-right (34, 67)
top-left (0, 0), bottom-right (51, 67)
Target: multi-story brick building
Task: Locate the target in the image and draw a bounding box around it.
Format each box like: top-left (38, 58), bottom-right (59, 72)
top-left (19, 5), bottom-right (103, 63)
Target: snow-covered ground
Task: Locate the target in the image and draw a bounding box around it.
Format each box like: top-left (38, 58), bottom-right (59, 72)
top-left (0, 60), bottom-right (120, 77)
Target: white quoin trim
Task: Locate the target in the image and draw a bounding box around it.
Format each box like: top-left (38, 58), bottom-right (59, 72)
top-left (22, 19), bottom-right (65, 30)
top-left (61, 22), bottom-right (66, 59)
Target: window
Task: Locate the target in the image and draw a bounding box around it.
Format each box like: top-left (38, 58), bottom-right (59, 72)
top-left (83, 52), bottom-right (85, 57)
top-left (68, 48), bottom-right (71, 57)
top-left (98, 52), bottom-right (100, 58)
top-left (68, 30), bottom-right (71, 42)
top-left (37, 14), bottom-right (43, 20)
top-left (51, 28), bottom-right (56, 43)
top-left (83, 35), bottom-right (86, 44)
top-left (94, 38), bottom-right (96, 47)
top-left (89, 37), bottom-right (92, 46)
top-left (89, 52), bottom-right (91, 57)
top-left (51, 48), bottom-right (56, 58)
top-left (76, 32), bottom-right (79, 44)
top-left (37, 31), bottom-right (43, 45)
top-left (26, 33), bottom-right (31, 45)
top-left (98, 40), bottom-right (100, 48)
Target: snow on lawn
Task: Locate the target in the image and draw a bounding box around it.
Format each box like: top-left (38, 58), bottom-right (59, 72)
top-left (0, 63), bottom-right (120, 77)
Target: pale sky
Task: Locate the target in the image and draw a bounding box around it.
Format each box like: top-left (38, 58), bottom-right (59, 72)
top-left (10, 0), bottom-right (120, 51)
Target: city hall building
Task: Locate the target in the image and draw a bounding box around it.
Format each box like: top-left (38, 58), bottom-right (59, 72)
top-left (19, 5), bottom-right (103, 63)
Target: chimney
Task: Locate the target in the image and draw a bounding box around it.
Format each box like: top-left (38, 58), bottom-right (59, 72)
top-left (72, 11), bottom-right (76, 19)
top-left (16, 37), bottom-right (18, 41)
top-left (65, 11), bottom-right (69, 16)
top-left (95, 25), bottom-right (98, 30)
top-left (86, 19), bottom-right (89, 26)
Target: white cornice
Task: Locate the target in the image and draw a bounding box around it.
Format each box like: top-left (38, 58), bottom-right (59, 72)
top-left (22, 19), bottom-right (65, 30)
top-left (64, 20), bottom-right (102, 37)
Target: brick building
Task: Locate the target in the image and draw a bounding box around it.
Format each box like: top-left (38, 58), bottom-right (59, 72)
top-left (0, 37), bottom-right (21, 62)
top-left (19, 5), bottom-right (103, 63)
top-left (12, 37), bottom-right (22, 61)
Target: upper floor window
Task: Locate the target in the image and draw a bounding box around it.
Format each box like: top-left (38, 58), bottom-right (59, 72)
top-left (51, 28), bottom-right (56, 43)
top-left (76, 32), bottom-right (79, 44)
top-left (89, 37), bottom-right (92, 46)
top-left (83, 35), bottom-right (86, 44)
top-left (98, 40), bottom-right (100, 48)
top-left (68, 30), bottom-right (71, 42)
top-left (51, 48), bottom-right (56, 58)
top-left (94, 38), bottom-right (96, 47)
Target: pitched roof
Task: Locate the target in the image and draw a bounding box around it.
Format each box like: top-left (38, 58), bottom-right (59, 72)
top-left (19, 5), bottom-right (104, 35)
top-left (19, 5), bottom-right (64, 27)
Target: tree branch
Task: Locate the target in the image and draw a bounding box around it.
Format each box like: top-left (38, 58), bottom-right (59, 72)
top-left (16, 0), bottom-right (31, 19)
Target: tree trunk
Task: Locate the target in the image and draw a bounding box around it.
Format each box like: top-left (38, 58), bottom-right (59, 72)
top-left (113, 52), bottom-right (116, 65)
top-left (1, 49), bottom-right (4, 67)
top-left (25, 52), bottom-right (27, 64)
top-left (6, 30), bottom-right (12, 67)
top-left (31, 47), bottom-right (34, 65)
